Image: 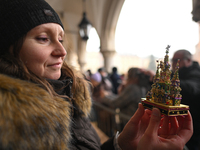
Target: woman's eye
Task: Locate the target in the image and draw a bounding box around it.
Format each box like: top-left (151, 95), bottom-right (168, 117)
top-left (36, 37), bottom-right (49, 43)
top-left (59, 39), bottom-right (63, 44)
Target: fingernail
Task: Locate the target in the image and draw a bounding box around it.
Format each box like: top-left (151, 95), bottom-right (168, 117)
top-left (138, 103), bottom-right (144, 110)
top-left (152, 108), bottom-right (161, 117)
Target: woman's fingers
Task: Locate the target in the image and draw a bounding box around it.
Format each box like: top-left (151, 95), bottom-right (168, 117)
top-left (158, 116), bottom-right (169, 136)
top-left (140, 109), bottom-right (152, 133)
top-left (118, 103), bottom-right (146, 150)
top-left (144, 108), bottom-right (161, 137)
top-left (128, 103), bottom-right (145, 125)
top-left (177, 111), bottom-right (193, 143)
top-left (120, 103), bottom-right (145, 138)
top-left (169, 116), bottom-right (179, 135)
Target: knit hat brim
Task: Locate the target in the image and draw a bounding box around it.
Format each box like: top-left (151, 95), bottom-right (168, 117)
top-left (0, 0), bottom-right (63, 54)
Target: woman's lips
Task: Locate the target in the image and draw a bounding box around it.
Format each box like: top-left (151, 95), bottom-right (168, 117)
top-left (48, 63), bottom-right (62, 68)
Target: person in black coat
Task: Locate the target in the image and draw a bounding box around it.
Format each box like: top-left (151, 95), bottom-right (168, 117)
top-left (109, 67), bottom-right (122, 94)
top-left (172, 49), bottom-right (200, 150)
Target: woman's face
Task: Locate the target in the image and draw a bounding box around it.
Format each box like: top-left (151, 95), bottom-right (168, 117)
top-left (19, 23), bottom-right (66, 80)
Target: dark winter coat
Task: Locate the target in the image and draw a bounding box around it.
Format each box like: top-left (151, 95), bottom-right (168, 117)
top-left (109, 72), bottom-right (121, 94)
top-left (0, 74), bottom-right (114, 150)
top-left (176, 61), bottom-right (200, 149)
top-left (178, 61), bottom-right (200, 131)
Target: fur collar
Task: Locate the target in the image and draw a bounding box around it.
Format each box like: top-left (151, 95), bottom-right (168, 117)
top-left (0, 74), bottom-right (72, 149)
top-left (73, 79), bottom-right (92, 117)
top-left (47, 77), bottom-right (92, 117)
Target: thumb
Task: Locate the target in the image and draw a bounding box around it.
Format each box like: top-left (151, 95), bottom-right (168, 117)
top-left (145, 108), bottom-right (161, 136)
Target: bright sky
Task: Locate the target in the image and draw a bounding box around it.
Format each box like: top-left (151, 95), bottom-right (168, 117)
top-left (87, 0), bottom-right (199, 58)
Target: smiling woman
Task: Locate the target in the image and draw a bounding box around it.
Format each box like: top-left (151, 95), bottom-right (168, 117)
top-left (18, 23), bottom-right (66, 80)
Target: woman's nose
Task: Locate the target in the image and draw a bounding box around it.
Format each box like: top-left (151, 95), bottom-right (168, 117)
top-left (52, 42), bottom-right (67, 57)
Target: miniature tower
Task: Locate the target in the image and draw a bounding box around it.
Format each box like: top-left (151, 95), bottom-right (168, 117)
top-left (145, 45), bottom-right (182, 106)
top-left (143, 46), bottom-right (188, 116)
top-left (157, 46), bottom-right (172, 104)
top-left (149, 60), bottom-right (160, 102)
top-left (163, 46), bottom-right (172, 104)
top-left (170, 60), bottom-right (182, 106)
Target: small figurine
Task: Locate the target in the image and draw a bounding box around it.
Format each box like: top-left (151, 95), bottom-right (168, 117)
top-left (141, 45), bottom-right (189, 116)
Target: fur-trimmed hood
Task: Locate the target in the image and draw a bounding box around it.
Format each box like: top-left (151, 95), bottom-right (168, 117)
top-left (47, 76), bottom-right (92, 117)
top-left (73, 79), bottom-right (92, 117)
top-left (0, 74), bottom-right (73, 150)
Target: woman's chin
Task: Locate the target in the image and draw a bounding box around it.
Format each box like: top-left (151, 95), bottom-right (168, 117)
top-left (43, 72), bottom-right (61, 80)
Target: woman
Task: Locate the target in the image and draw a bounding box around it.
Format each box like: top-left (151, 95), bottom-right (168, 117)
top-left (0, 0), bottom-right (193, 150)
top-left (102, 68), bottom-right (151, 130)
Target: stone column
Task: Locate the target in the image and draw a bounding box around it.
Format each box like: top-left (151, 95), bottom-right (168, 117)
top-left (192, 1), bottom-right (200, 63)
top-left (193, 23), bottom-right (200, 63)
top-left (77, 40), bottom-right (87, 73)
top-left (63, 32), bottom-right (81, 70)
top-left (101, 50), bottom-right (116, 73)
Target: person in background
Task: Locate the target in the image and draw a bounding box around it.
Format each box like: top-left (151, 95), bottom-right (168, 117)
top-left (118, 68), bottom-right (154, 95)
top-left (0, 1), bottom-right (193, 149)
top-left (98, 67), bottom-right (114, 96)
top-left (91, 72), bottom-right (116, 103)
top-left (172, 49), bottom-right (200, 150)
top-left (88, 72), bottom-right (103, 122)
top-left (90, 72), bottom-right (104, 101)
top-left (104, 68), bottom-right (152, 128)
top-left (85, 69), bottom-right (93, 80)
top-left (109, 67), bottom-right (122, 94)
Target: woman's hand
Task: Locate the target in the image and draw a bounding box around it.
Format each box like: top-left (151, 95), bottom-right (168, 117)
top-left (118, 104), bottom-right (193, 150)
top-left (118, 103), bottom-right (151, 149)
top-left (137, 108), bottom-right (193, 150)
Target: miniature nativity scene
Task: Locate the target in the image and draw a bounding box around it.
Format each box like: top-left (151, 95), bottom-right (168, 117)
top-left (141, 45), bottom-right (189, 116)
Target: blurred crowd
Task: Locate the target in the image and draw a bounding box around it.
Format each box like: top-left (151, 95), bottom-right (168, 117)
top-left (85, 66), bottom-right (155, 131)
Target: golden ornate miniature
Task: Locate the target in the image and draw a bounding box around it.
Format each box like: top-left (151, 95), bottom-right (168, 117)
top-left (141, 45), bottom-right (189, 116)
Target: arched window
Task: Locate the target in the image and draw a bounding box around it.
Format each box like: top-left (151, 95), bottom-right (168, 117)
top-left (86, 27), bottom-right (100, 52)
top-left (115, 0), bottom-right (198, 58)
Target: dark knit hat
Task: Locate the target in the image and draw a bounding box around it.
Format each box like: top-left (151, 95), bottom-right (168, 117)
top-left (0, 0), bottom-right (63, 54)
